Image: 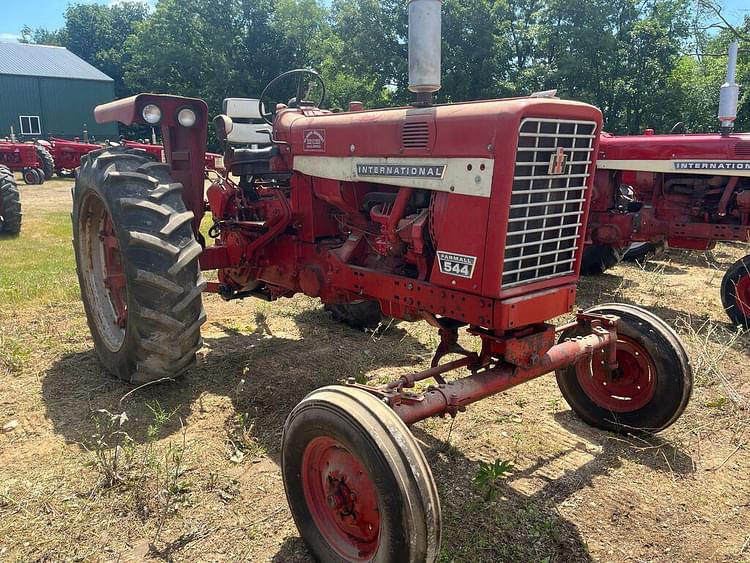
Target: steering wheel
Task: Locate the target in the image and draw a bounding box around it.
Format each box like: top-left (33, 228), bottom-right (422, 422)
top-left (671, 121), bottom-right (686, 134)
top-left (259, 69), bottom-right (326, 125)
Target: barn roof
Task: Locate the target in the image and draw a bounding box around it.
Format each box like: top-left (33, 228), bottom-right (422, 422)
top-left (0, 42), bottom-right (113, 82)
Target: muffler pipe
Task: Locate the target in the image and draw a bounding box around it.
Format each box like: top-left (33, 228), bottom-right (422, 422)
top-left (408, 0), bottom-right (442, 106)
top-left (719, 40), bottom-right (739, 136)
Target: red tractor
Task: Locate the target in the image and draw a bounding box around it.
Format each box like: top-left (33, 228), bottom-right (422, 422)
top-left (121, 139), bottom-right (225, 174)
top-left (0, 165), bottom-right (22, 235)
top-left (585, 41), bottom-right (750, 328)
top-left (0, 140), bottom-right (52, 185)
top-left (39, 138), bottom-right (102, 178)
top-left (70, 2), bottom-right (692, 559)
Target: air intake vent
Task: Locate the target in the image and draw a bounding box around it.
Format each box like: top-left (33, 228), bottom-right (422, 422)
top-left (402, 121), bottom-right (430, 149)
top-left (735, 142), bottom-right (750, 156)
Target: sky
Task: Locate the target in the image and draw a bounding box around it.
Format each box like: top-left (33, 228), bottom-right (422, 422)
top-left (0, 0), bottom-right (154, 42)
top-left (0, 0), bottom-right (747, 43)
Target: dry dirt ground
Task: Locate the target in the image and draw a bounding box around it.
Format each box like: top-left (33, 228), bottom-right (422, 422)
top-left (1, 179), bottom-right (749, 562)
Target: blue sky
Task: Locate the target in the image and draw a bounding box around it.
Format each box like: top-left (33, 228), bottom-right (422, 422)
top-left (0, 0), bottom-right (154, 42)
top-left (0, 0), bottom-right (747, 43)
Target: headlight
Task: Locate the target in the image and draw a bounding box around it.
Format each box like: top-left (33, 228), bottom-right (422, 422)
top-left (142, 104), bottom-right (162, 124)
top-left (177, 108), bottom-right (197, 127)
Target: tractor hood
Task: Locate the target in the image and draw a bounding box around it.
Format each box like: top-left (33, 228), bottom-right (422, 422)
top-left (597, 131), bottom-right (750, 175)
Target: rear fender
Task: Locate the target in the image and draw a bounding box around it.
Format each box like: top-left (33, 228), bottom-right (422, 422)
top-left (95, 93), bottom-right (209, 233)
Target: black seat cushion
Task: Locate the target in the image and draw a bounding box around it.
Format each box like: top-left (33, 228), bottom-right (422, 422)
top-left (230, 146), bottom-right (279, 176)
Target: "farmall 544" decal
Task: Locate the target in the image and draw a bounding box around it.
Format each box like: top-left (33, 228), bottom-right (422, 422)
top-left (437, 251), bottom-right (477, 279)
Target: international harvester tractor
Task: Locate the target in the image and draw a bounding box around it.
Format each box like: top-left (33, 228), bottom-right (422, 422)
top-left (585, 41), bottom-right (750, 328)
top-left (38, 138), bottom-right (102, 178)
top-left (71, 1), bottom-right (692, 560)
top-left (0, 140), bottom-right (52, 184)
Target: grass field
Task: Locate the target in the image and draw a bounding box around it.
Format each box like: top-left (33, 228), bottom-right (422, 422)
top-left (1, 179), bottom-right (749, 562)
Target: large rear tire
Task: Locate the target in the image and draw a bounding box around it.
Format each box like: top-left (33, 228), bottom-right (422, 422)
top-left (282, 385), bottom-right (441, 562)
top-left (580, 244), bottom-right (625, 275)
top-left (721, 255), bottom-right (750, 328)
top-left (324, 300), bottom-right (384, 331)
top-left (72, 147), bottom-right (206, 384)
top-left (556, 304), bottom-right (693, 433)
top-left (623, 242), bottom-right (655, 263)
top-left (35, 145), bottom-right (55, 180)
top-left (0, 165), bottom-right (22, 235)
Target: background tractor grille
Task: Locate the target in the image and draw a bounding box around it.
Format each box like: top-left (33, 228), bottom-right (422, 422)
top-left (502, 118), bottom-right (597, 289)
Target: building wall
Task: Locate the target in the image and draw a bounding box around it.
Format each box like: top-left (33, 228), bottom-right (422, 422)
top-left (0, 74), bottom-right (118, 140)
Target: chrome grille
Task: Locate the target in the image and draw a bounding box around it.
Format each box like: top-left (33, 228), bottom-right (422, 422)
top-left (502, 118), bottom-right (597, 289)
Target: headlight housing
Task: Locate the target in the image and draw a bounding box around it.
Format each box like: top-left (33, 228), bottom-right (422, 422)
top-left (177, 108), bottom-right (197, 127)
top-left (142, 104), bottom-right (162, 124)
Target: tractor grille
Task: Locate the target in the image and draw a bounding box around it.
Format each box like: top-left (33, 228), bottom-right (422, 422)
top-left (502, 118), bottom-right (598, 289)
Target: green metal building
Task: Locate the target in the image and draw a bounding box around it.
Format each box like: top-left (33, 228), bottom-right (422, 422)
top-left (0, 42), bottom-right (118, 140)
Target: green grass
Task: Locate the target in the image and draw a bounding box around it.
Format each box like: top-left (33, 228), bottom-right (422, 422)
top-left (0, 211), bottom-right (79, 308)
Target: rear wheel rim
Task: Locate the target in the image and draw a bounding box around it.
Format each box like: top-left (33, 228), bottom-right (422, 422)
top-left (79, 192), bottom-right (127, 351)
top-left (577, 335), bottom-right (657, 412)
top-left (301, 436), bottom-right (380, 561)
top-left (734, 275), bottom-right (750, 317)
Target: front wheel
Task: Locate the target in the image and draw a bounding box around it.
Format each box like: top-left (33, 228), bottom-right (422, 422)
top-left (721, 255), bottom-right (750, 328)
top-left (282, 385), bottom-right (441, 562)
top-left (72, 147), bottom-right (206, 383)
top-left (556, 303), bottom-right (693, 433)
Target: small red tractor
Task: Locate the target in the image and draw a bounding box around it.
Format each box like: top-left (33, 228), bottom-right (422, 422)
top-left (38, 138), bottom-right (102, 178)
top-left (585, 41), bottom-right (750, 328)
top-left (70, 1), bottom-right (692, 559)
top-left (0, 165), bottom-right (22, 235)
top-left (0, 140), bottom-right (52, 184)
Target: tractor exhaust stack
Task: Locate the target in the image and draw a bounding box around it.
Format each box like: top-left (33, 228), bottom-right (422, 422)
top-left (408, 0), bottom-right (442, 106)
top-left (719, 40), bottom-right (739, 136)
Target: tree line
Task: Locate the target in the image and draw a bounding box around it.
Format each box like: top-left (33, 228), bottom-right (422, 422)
top-left (20, 0), bottom-right (750, 135)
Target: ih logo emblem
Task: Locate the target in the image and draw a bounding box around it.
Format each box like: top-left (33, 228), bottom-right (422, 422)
top-left (548, 146), bottom-right (569, 175)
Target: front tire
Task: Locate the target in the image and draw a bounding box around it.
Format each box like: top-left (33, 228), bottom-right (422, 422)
top-left (721, 255), bottom-right (750, 328)
top-left (0, 165), bottom-right (22, 235)
top-left (556, 303), bottom-right (693, 433)
top-left (282, 386), bottom-right (441, 562)
top-left (580, 244), bottom-right (625, 275)
top-left (72, 147), bottom-right (206, 384)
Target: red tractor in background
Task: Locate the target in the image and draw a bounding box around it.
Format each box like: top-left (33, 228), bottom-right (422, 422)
top-left (121, 139), bottom-right (226, 174)
top-left (585, 41), bottom-right (750, 328)
top-left (38, 138), bottom-right (102, 178)
top-left (70, 1), bottom-right (692, 560)
top-left (0, 140), bottom-right (52, 185)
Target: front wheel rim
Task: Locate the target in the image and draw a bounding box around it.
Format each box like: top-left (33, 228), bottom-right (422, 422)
top-left (79, 192), bottom-right (127, 352)
top-left (734, 275), bottom-right (750, 318)
top-left (301, 436), bottom-right (380, 561)
top-left (577, 335), bottom-right (657, 413)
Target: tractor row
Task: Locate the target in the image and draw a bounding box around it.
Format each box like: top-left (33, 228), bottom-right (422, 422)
top-left (0, 137), bottom-right (225, 187)
top-left (583, 40), bottom-right (750, 328)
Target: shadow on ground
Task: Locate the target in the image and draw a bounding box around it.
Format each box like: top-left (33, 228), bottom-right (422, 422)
top-left (41, 302), bottom-right (700, 561)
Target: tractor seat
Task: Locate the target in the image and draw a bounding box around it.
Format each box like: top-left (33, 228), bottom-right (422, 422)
top-left (230, 145), bottom-right (279, 176)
